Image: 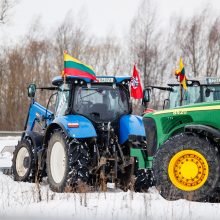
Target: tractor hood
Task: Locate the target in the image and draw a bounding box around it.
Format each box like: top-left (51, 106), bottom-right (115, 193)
top-left (152, 101), bottom-right (220, 116)
top-left (119, 115), bottom-right (146, 144)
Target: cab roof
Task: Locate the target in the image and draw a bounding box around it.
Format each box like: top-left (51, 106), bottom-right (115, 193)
top-left (52, 75), bottom-right (131, 86)
top-left (167, 77), bottom-right (220, 87)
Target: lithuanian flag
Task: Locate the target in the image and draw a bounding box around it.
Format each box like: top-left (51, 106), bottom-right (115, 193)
top-left (62, 52), bottom-right (97, 81)
top-left (175, 57), bottom-right (187, 90)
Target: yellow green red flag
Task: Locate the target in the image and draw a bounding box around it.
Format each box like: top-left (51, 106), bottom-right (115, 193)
top-left (175, 57), bottom-right (187, 90)
top-left (62, 51), bottom-right (97, 81)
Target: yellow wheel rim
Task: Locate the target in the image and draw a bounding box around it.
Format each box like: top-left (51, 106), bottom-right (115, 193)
top-left (168, 150), bottom-right (209, 191)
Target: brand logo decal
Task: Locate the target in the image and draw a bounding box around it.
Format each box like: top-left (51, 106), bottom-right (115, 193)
top-left (131, 77), bottom-right (139, 89)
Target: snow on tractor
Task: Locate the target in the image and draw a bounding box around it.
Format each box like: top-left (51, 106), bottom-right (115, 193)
top-left (12, 75), bottom-right (148, 192)
top-left (131, 77), bottom-right (220, 201)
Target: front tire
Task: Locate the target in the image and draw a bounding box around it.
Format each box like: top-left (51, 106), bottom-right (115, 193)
top-left (12, 139), bottom-right (34, 181)
top-left (153, 133), bottom-right (220, 201)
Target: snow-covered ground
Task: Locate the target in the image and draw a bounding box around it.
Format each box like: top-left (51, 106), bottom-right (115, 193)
top-left (1, 137), bottom-right (220, 220)
top-left (0, 136), bottom-right (19, 167)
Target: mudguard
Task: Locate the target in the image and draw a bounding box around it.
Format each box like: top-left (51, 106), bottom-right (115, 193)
top-left (53, 115), bottom-right (97, 138)
top-left (22, 131), bottom-right (43, 148)
top-left (119, 115), bottom-right (146, 144)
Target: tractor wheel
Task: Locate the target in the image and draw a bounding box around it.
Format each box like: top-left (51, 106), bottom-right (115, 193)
top-left (118, 158), bottom-right (153, 192)
top-left (12, 139), bottom-right (34, 182)
top-left (46, 131), bottom-right (90, 192)
top-left (153, 133), bottom-right (220, 201)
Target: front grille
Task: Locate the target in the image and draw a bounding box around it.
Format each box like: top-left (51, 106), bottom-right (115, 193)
top-left (143, 117), bottom-right (157, 157)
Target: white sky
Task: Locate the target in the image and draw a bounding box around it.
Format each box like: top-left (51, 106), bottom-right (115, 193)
top-left (1, 0), bottom-right (220, 44)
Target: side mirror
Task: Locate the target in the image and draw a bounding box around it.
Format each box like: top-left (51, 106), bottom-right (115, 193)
top-left (142, 88), bottom-right (151, 106)
top-left (27, 84), bottom-right (36, 98)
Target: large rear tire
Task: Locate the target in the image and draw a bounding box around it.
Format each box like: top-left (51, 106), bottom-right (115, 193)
top-left (12, 139), bottom-right (34, 182)
top-left (46, 131), bottom-right (89, 192)
top-left (153, 133), bottom-right (220, 201)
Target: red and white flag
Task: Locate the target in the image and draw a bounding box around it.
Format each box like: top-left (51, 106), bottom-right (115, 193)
top-left (131, 65), bottom-right (143, 99)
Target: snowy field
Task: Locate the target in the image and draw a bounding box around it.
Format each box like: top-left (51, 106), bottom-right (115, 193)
top-left (0, 136), bottom-right (19, 167)
top-left (1, 137), bottom-right (220, 220)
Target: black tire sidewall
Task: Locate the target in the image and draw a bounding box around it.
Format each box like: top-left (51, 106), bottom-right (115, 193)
top-left (153, 133), bottom-right (220, 201)
top-left (46, 131), bottom-right (69, 192)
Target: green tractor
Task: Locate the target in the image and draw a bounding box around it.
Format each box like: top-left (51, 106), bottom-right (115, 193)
top-left (132, 77), bottom-right (220, 201)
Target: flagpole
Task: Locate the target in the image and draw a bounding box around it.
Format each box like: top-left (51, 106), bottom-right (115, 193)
top-left (179, 84), bottom-right (183, 106)
top-left (175, 57), bottom-right (187, 106)
top-left (63, 50), bottom-right (67, 85)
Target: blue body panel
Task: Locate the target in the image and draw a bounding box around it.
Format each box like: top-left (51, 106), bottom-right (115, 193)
top-left (112, 76), bottom-right (131, 83)
top-left (27, 102), bottom-right (53, 131)
top-left (27, 101), bottom-right (97, 139)
top-left (119, 115), bottom-right (146, 144)
top-left (53, 115), bottom-right (97, 138)
top-left (96, 76), bottom-right (131, 83)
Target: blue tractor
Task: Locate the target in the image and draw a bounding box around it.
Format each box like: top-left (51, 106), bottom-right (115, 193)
top-left (12, 75), bottom-right (148, 192)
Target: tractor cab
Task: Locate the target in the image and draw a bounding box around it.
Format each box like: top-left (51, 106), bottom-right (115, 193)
top-left (142, 77), bottom-right (220, 111)
top-left (52, 75), bottom-right (131, 122)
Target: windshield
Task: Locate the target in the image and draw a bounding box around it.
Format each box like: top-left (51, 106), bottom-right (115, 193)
top-left (169, 85), bottom-right (220, 108)
top-left (169, 86), bottom-right (201, 108)
top-left (73, 85), bottom-right (129, 122)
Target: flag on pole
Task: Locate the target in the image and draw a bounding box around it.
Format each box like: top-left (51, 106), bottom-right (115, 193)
top-left (175, 57), bottom-right (187, 90)
top-left (62, 51), bottom-right (97, 81)
top-left (131, 65), bottom-right (143, 99)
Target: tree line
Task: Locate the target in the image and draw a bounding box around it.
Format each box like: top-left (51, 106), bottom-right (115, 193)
top-left (0, 0), bottom-right (220, 130)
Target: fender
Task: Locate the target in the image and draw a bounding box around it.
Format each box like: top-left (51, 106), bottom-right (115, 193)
top-left (21, 131), bottom-right (44, 163)
top-left (22, 131), bottom-right (43, 148)
top-left (185, 124), bottom-right (220, 138)
top-left (119, 115), bottom-right (146, 144)
top-left (52, 115), bottom-right (97, 139)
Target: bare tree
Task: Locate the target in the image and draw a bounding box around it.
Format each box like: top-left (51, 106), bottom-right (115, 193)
top-left (0, 0), bottom-right (17, 24)
top-left (206, 18), bottom-right (220, 76)
top-left (54, 11), bottom-right (90, 73)
top-left (173, 9), bottom-right (209, 77)
top-left (128, 0), bottom-right (169, 111)
top-left (128, 0), bottom-right (161, 86)
top-left (88, 36), bottom-right (123, 76)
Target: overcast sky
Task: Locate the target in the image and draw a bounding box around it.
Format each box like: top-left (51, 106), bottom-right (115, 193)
top-left (0, 0), bottom-right (220, 44)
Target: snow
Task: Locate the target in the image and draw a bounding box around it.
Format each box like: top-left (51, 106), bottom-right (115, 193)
top-left (0, 136), bottom-right (20, 152)
top-left (1, 137), bottom-right (220, 220)
top-left (0, 136), bottom-right (19, 167)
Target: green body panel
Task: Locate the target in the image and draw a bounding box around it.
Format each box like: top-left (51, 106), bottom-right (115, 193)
top-left (130, 148), bottom-right (153, 168)
top-left (135, 101), bottom-right (220, 169)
